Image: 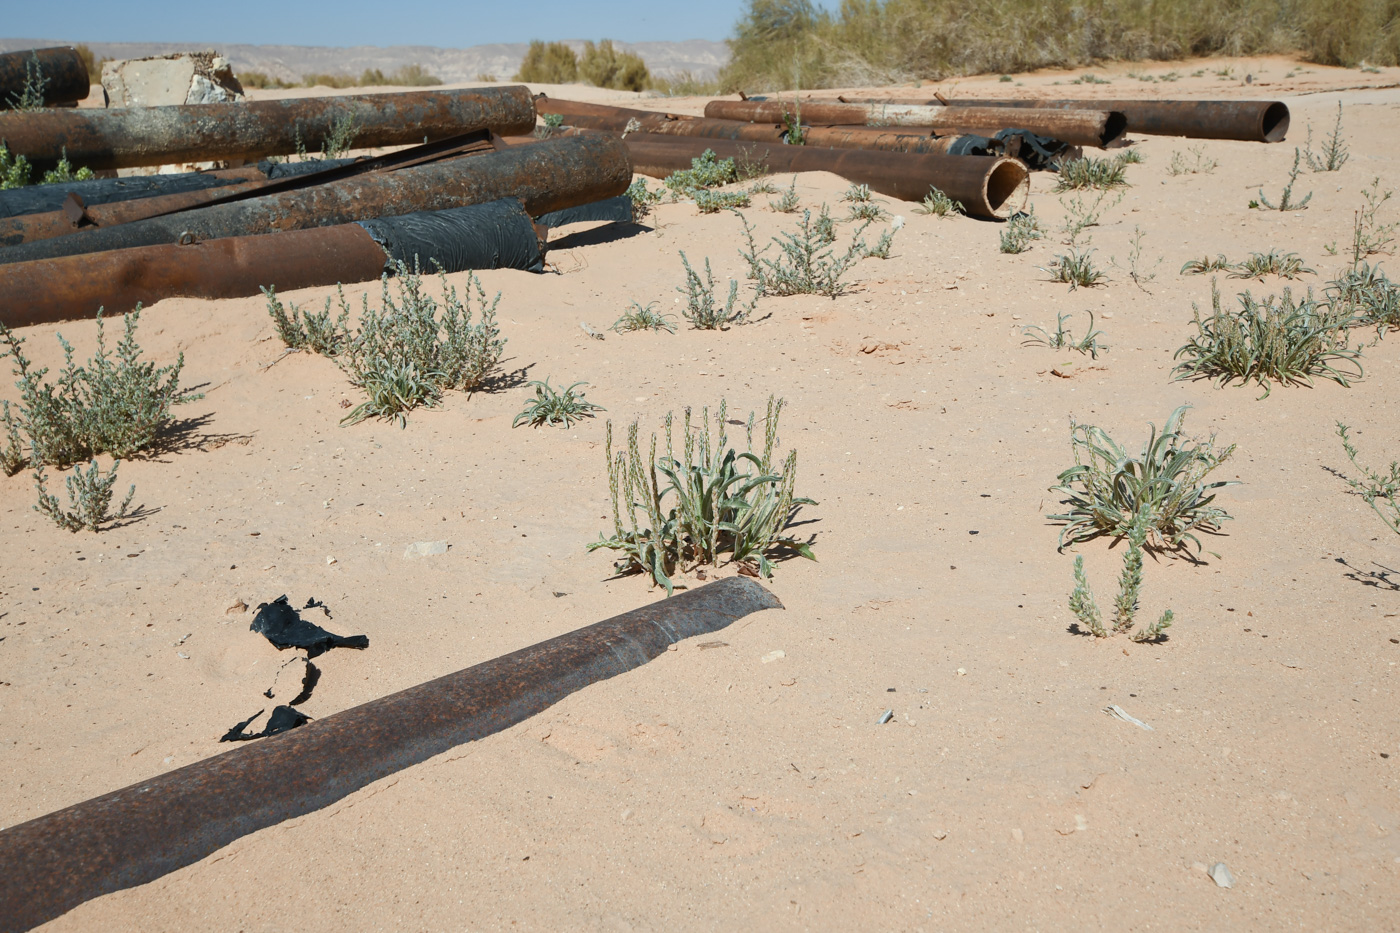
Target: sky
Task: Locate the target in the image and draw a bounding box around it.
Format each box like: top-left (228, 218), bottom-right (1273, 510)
top-left (2, 0), bottom-right (774, 47)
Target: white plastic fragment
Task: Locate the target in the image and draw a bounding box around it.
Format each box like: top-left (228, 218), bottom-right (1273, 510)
top-left (404, 541), bottom-right (449, 559)
top-left (1209, 862), bottom-right (1235, 888)
top-left (877, 709), bottom-right (894, 725)
top-left (760, 650), bottom-right (785, 664)
top-left (1105, 705), bottom-right (1153, 730)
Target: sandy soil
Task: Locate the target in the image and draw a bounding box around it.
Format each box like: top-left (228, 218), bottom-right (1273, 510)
top-left (4, 55), bottom-right (1400, 931)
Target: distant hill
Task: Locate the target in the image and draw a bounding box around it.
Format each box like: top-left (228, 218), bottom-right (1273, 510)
top-left (0, 38), bottom-right (729, 83)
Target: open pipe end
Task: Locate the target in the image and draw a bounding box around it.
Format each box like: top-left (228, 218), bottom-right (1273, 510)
top-left (1100, 111), bottom-right (1129, 147)
top-left (985, 157), bottom-right (1030, 218)
top-left (1262, 102), bottom-right (1290, 142)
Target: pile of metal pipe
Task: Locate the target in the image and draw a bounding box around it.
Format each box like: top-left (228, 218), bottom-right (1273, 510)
top-left (0, 47), bottom-right (89, 110)
top-left (0, 85), bottom-right (537, 171)
top-left (834, 96), bottom-right (1290, 143)
top-left (705, 99), bottom-right (1126, 149)
top-left (0, 133), bottom-right (631, 265)
top-left (621, 134), bottom-right (1027, 219)
top-left (0, 577), bottom-right (781, 933)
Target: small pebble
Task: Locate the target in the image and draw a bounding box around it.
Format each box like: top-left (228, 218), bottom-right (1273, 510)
top-left (1209, 862), bottom-right (1235, 888)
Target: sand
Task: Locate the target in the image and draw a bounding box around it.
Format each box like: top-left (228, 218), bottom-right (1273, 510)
top-left (3, 54), bottom-right (1400, 931)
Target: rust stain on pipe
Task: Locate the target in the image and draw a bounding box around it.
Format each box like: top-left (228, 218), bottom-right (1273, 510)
top-left (705, 99), bottom-right (1124, 149)
top-left (533, 94), bottom-right (696, 129)
top-left (0, 133), bottom-right (632, 265)
top-left (0, 577), bottom-right (782, 933)
top-left (622, 134), bottom-right (1027, 219)
top-left (0, 86), bottom-right (537, 171)
top-left (837, 95), bottom-right (1289, 143)
top-left (0, 47), bottom-right (89, 109)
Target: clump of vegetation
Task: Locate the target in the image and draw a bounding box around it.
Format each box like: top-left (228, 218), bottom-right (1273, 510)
top-left (1168, 145), bottom-right (1219, 176)
top-left (747, 208), bottom-right (876, 298)
top-left (267, 263), bottom-right (504, 426)
top-left (999, 208), bottom-right (1044, 253)
top-left (1336, 423), bottom-right (1400, 536)
top-left (1059, 189), bottom-right (1122, 247)
top-left (1044, 249), bottom-right (1106, 289)
top-left (300, 64), bottom-right (443, 88)
top-left (514, 40), bottom-right (581, 83)
top-left (0, 309), bottom-right (200, 471)
top-left (664, 149), bottom-right (740, 197)
top-left (1329, 179), bottom-right (1398, 258)
top-left (612, 300), bottom-right (677, 333)
top-left (33, 460), bottom-right (135, 532)
top-left (1229, 249), bottom-right (1315, 280)
top-left (913, 186), bottom-right (964, 217)
top-left (1116, 147), bottom-right (1144, 164)
top-left (1304, 102), bottom-right (1349, 172)
top-left (1048, 404), bottom-right (1237, 554)
top-left (678, 252), bottom-right (754, 329)
top-left (1172, 283), bottom-right (1362, 398)
top-left (513, 379), bottom-right (605, 428)
top-left (1055, 155), bottom-right (1130, 191)
top-left (0, 144), bottom-right (96, 190)
top-left (6, 52), bottom-right (47, 111)
top-left (1067, 510), bottom-right (1174, 642)
top-left (1251, 149), bottom-right (1312, 211)
top-left (1113, 226), bottom-right (1161, 291)
top-left (1181, 254), bottom-right (1233, 275)
top-left (649, 71), bottom-right (723, 97)
top-left (588, 396), bottom-right (816, 592)
top-left (1327, 260), bottom-right (1400, 332)
top-left (1021, 310), bottom-right (1106, 358)
top-left (694, 188), bottom-right (752, 213)
top-left (626, 178), bottom-right (664, 220)
top-left (769, 179), bottom-right (800, 212)
top-left (514, 39), bottom-right (651, 91)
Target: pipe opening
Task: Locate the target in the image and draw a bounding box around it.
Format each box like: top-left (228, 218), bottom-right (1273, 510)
top-left (1101, 112), bottom-right (1129, 147)
top-left (985, 158), bottom-right (1029, 216)
top-left (1261, 102), bottom-right (1290, 143)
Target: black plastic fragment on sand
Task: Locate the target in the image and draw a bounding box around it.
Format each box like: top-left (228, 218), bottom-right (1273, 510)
top-left (357, 197), bottom-right (544, 274)
top-left (251, 595), bottom-right (369, 659)
top-left (219, 705), bottom-right (313, 743)
top-left (535, 195), bottom-right (634, 228)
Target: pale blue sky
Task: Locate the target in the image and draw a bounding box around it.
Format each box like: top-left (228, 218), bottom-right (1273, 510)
top-left (2, 0), bottom-right (785, 46)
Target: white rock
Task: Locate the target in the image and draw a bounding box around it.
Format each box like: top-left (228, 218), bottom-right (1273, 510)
top-left (1209, 862), bottom-right (1235, 888)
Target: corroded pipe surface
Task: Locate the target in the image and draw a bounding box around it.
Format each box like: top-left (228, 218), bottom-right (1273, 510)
top-left (705, 99), bottom-right (1125, 148)
top-left (0, 47), bottom-right (89, 109)
top-left (0, 86), bottom-right (536, 170)
top-left (0, 577), bottom-right (781, 933)
top-left (0, 133), bottom-right (632, 264)
top-left (838, 96), bottom-right (1290, 142)
top-left (533, 95), bottom-right (695, 129)
top-left (623, 134), bottom-right (1027, 218)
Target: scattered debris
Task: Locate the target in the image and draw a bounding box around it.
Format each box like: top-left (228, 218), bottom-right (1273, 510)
top-left (1104, 704), bottom-right (1153, 730)
top-left (404, 541), bottom-right (449, 559)
top-left (250, 595), bottom-right (368, 658)
top-left (1209, 862), bottom-right (1235, 888)
top-left (761, 649), bottom-right (786, 663)
top-left (876, 709), bottom-right (894, 724)
top-left (220, 705), bottom-right (313, 743)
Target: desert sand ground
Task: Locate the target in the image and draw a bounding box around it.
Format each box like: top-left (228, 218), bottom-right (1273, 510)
top-left (4, 55), bottom-right (1400, 931)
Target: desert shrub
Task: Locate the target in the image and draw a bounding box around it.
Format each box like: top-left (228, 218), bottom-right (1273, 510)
top-left (74, 44), bottom-right (104, 83)
top-left (1336, 423), bottom-right (1400, 536)
top-left (1044, 249), bottom-right (1106, 289)
top-left (999, 209), bottom-right (1044, 253)
top-left (612, 301), bottom-right (677, 333)
top-left (588, 396), bottom-right (816, 592)
top-left (626, 178), bottom-right (664, 220)
top-left (579, 40), bottom-right (652, 91)
top-left (1181, 254), bottom-right (1232, 275)
top-left (1021, 310), bottom-right (1106, 358)
top-left (1326, 261), bottom-right (1400, 331)
top-left (1304, 102), bottom-right (1349, 172)
top-left (0, 309), bottom-right (200, 470)
top-left (650, 71), bottom-right (723, 96)
top-left (1251, 149), bottom-right (1312, 211)
top-left (1048, 404), bottom-right (1237, 554)
top-left (677, 252), bottom-right (753, 329)
top-left (263, 285), bottom-right (351, 356)
top-left (0, 145), bottom-right (94, 190)
top-left (1172, 284), bottom-right (1362, 398)
top-left (1067, 509), bottom-right (1174, 642)
top-left (1229, 249), bottom-right (1315, 280)
top-left (1055, 156), bottom-right (1130, 191)
top-left (513, 379), bottom-right (605, 428)
top-left (238, 71), bottom-right (293, 89)
top-left (33, 460), bottom-right (135, 532)
top-left (914, 186), bottom-right (964, 217)
top-left (514, 40), bottom-right (579, 84)
top-left (754, 209), bottom-right (873, 297)
top-left (663, 149), bottom-right (740, 196)
top-left (6, 52), bottom-right (46, 111)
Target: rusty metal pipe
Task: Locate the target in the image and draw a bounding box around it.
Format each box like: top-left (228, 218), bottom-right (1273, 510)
top-left (0, 577), bottom-right (781, 933)
top-left (0, 47), bottom-right (89, 109)
top-left (705, 99), bottom-right (1125, 148)
top-left (534, 95), bottom-right (695, 129)
top-left (0, 86), bottom-right (536, 171)
top-left (837, 96), bottom-right (1290, 143)
top-left (0, 133), bottom-right (632, 265)
top-left (622, 134), bottom-right (1027, 219)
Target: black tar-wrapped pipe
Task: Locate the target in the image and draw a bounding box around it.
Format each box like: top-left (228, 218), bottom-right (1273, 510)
top-left (0, 133), bottom-right (632, 265)
top-left (0, 576), bottom-right (782, 933)
top-left (0, 47), bottom-right (90, 110)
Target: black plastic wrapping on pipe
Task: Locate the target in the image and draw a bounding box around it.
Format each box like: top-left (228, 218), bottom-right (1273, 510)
top-left (0, 158), bottom-right (354, 219)
top-left (356, 199), bottom-right (543, 274)
top-left (535, 194), bottom-right (634, 227)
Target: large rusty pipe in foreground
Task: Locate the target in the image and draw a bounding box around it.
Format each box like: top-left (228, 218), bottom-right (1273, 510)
top-left (705, 99), bottom-right (1125, 148)
top-left (0, 86), bottom-right (536, 170)
top-left (0, 577), bottom-right (783, 933)
top-left (0, 133), bottom-right (632, 265)
top-left (623, 134), bottom-right (1027, 218)
top-left (837, 96), bottom-right (1290, 143)
top-left (0, 47), bottom-right (89, 109)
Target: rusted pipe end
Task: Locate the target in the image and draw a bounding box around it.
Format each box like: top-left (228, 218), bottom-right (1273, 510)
top-left (1261, 102), bottom-right (1290, 142)
top-left (985, 157), bottom-right (1030, 218)
top-left (1101, 111), bottom-right (1129, 147)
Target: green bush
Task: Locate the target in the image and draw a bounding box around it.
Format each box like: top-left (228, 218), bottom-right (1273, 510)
top-left (514, 40), bottom-right (580, 84)
top-left (579, 40), bottom-right (652, 91)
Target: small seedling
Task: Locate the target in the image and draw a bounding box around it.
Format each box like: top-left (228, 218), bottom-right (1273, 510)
top-left (747, 178), bottom-right (779, 195)
top-left (1059, 190), bottom-right (1122, 247)
top-left (841, 183), bottom-right (873, 203)
top-left (1116, 148), bottom-right (1143, 164)
top-left (33, 460), bottom-right (135, 532)
top-left (1181, 254), bottom-right (1232, 275)
top-left (1048, 404), bottom-right (1236, 554)
top-left (512, 379), bottom-right (605, 428)
top-left (6, 52), bottom-right (47, 111)
top-left (1304, 103), bottom-right (1349, 172)
top-left (677, 251), bottom-right (752, 328)
top-left (1112, 226), bottom-right (1161, 291)
top-left (588, 396), bottom-right (815, 592)
top-left (612, 300), bottom-right (677, 333)
top-left (769, 179), bottom-right (800, 213)
top-left (845, 200), bottom-right (888, 222)
top-left (1251, 149), bottom-right (1312, 211)
top-left (1067, 512), bottom-right (1174, 642)
top-left (1043, 249), bottom-right (1106, 289)
top-left (999, 209), bottom-right (1044, 253)
top-left (1055, 156), bottom-right (1129, 191)
top-left (1021, 311), bottom-right (1107, 358)
top-left (1167, 146), bottom-right (1219, 176)
top-left (1172, 283), bottom-right (1362, 398)
top-left (1336, 423), bottom-right (1400, 536)
top-left (1228, 249), bottom-right (1315, 280)
top-left (913, 186), bottom-right (964, 218)
top-left (781, 103), bottom-right (807, 146)
top-left (864, 225), bottom-right (898, 260)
